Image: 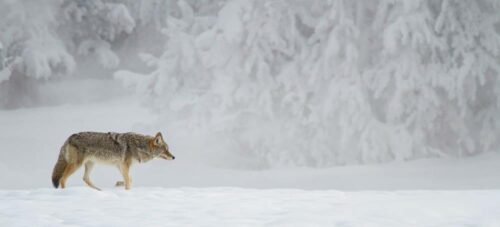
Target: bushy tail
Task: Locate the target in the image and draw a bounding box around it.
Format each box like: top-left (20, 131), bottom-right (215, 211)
top-left (52, 153), bottom-right (67, 188)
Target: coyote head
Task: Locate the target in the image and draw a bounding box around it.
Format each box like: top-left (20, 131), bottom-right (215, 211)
top-left (151, 132), bottom-right (175, 160)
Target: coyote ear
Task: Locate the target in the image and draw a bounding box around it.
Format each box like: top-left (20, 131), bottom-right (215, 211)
top-left (154, 132), bottom-right (163, 145)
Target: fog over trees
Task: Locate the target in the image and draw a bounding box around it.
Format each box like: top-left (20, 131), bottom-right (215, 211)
top-left (1, 0), bottom-right (499, 168)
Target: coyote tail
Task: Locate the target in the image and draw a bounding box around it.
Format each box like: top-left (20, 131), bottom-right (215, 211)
top-left (52, 149), bottom-right (67, 188)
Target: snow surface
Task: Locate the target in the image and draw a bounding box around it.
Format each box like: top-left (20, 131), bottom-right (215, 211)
top-left (0, 187), bottom-right (499, 227)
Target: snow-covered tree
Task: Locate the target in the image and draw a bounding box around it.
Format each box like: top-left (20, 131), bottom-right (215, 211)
top-left (0, 0), bottom-right (155, 108)
top-left (0, 0), bottom-right (75, 81)
top-left (1, 0), bottom-right (493, 167)
top-left (58, 0), bottom-right (136, 69)
top-left (0, 0), bottom-right (75, 108)
top-left (363, 0), bottom-right (500, 159)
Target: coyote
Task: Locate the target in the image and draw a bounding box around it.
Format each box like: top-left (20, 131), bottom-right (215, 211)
top-left (51, 132), bottom-right (174, 190)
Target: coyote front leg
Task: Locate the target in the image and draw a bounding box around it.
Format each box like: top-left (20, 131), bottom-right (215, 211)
top-left (115, 179), bottom-right (132, 187)
top-left (118, 163), bottom-right (132, 190)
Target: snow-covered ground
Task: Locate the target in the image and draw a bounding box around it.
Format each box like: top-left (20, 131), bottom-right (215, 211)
top-left (1, 95), bottom-right (500, 226)
top-left (0, 187), bottom-right (500, 227)
top-left (0, 187), bottom-right (499, 227)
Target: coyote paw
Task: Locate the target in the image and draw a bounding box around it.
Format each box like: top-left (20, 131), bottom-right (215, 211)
top-left (115, 181), bottom-right (124, 187)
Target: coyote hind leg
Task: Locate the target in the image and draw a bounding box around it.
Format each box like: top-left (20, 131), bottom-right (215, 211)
top-left (83, 161), bottom-right (101, 191)
top-left (60, 163), bottom-right (81, 189)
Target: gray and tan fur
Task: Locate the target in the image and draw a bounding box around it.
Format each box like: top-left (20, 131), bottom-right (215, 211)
top-left (52, 132), bottom-right (174, 190)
